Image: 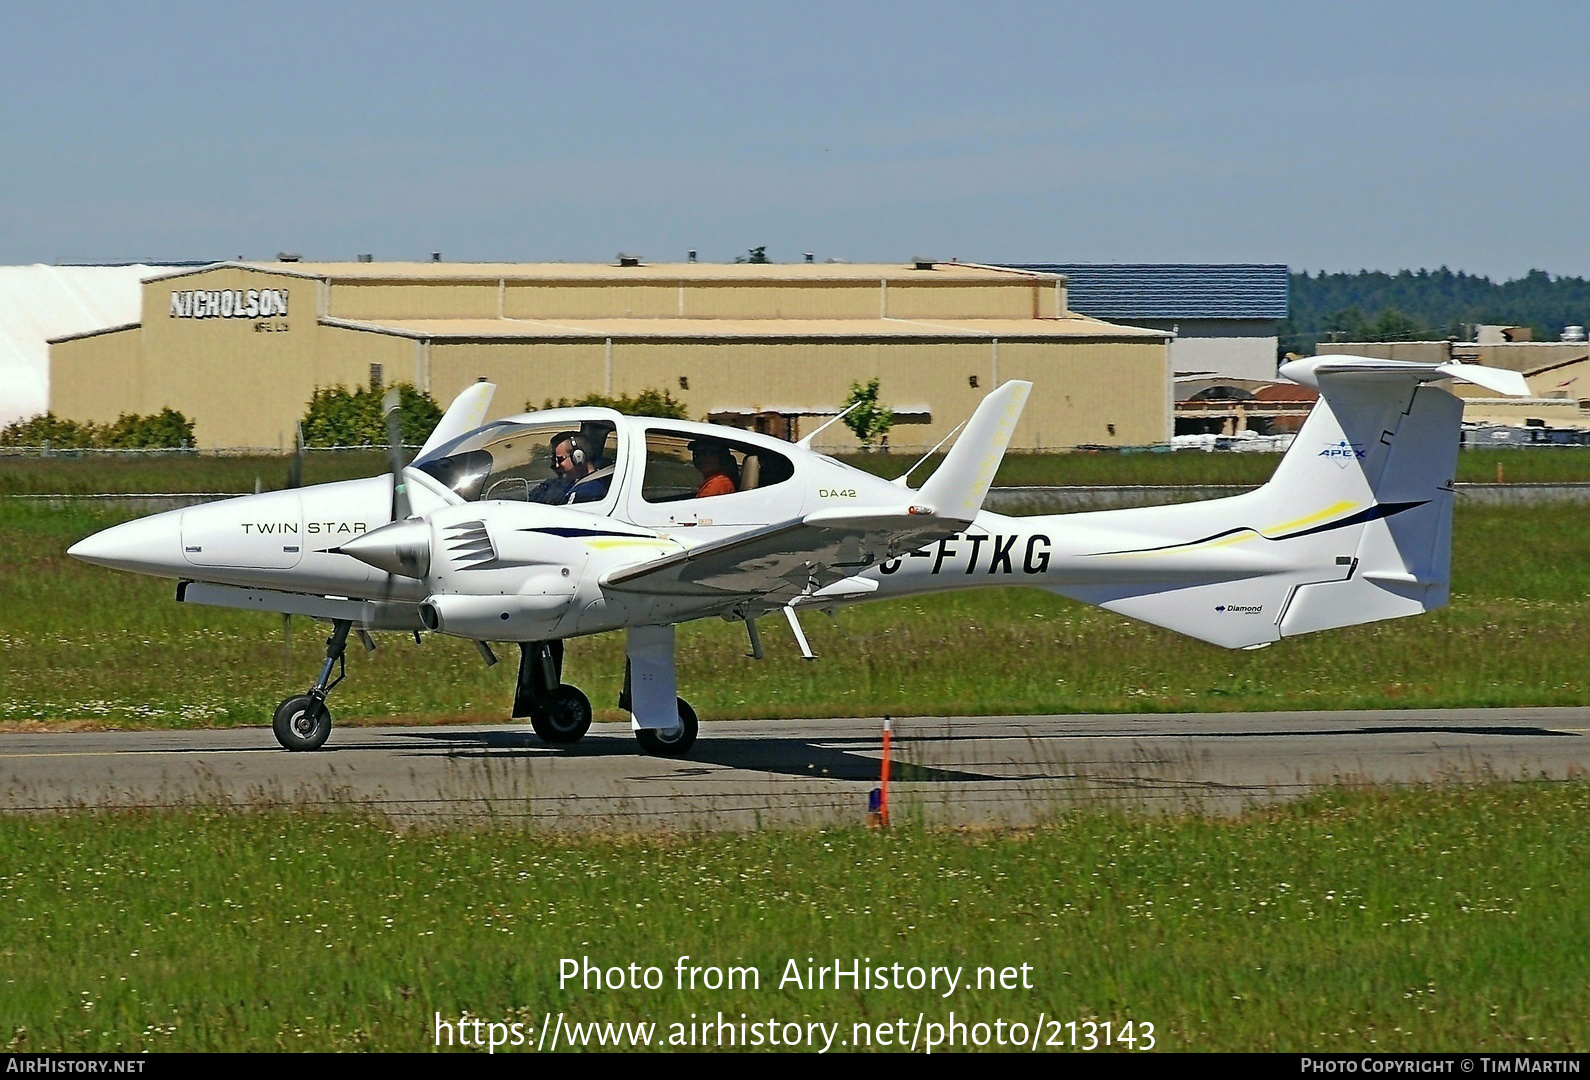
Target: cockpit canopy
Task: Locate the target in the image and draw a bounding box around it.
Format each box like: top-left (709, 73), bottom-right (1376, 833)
top-left (412, 410), bottom-right (803, 524)
top-left (414, 417), bottom-right (618, 506)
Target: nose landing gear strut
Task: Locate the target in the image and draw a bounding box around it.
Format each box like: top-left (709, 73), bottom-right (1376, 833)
top-left (272, 619), bottom-right (351, 751)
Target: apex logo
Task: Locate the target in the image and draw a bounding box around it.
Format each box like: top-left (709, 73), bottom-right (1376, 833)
top-left (1318, 440), bottom-right (1367, 467)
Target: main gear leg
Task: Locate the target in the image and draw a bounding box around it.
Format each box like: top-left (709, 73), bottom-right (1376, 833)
top-left (514, 640), bottom-right (590, 744)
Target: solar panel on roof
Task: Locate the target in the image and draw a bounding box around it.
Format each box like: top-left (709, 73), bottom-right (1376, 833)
top-left (1002, 263), bottom-right (1288, 320)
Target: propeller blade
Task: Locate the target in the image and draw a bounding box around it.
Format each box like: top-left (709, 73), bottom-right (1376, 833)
top-left (383, 387), bottom-right (410, 521)
top-left (373, 388), bottom-right (426, 623)
top-left (287, 421), bottom-right (305, 490)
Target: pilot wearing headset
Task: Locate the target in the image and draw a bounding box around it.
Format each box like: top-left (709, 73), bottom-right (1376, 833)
top-left (533, 430), bottom-right (614, 505)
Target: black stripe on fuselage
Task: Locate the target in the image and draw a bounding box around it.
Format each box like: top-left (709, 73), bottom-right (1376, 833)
top-left (1085, 500), bottom-right (1429, 556)
top-left (519, 526), bottom-right (653, 540)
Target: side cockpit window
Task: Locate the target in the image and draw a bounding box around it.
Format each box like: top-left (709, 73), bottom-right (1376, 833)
top-left (416, 420), bottom-right (617, 505)
top-left (639, 430), bottom-right (793, 503)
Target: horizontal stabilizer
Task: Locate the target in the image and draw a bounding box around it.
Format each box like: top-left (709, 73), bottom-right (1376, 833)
top-left (1279, 355), bottom-right (1530, 397)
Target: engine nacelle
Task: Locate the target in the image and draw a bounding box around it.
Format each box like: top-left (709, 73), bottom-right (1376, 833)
top-left (420, 572), bottom-right (577, 639)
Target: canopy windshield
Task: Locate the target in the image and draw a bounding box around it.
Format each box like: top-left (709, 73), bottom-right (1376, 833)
top-left (414, 419), bottom-right (618, 504)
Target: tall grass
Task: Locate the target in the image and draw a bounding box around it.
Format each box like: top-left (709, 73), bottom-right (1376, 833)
top-left (0, 784), bottom-right (1585, 1051)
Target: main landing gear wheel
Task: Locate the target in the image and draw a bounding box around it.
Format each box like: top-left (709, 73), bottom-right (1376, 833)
top-left (273, 695), bottom-right (332, 752)
top-left (635, 698), bottom-right (698, 757)
top-left (530, 684), bottom-right (593, 745)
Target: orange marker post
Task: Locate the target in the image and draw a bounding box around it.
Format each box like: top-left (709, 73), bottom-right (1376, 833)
top-left (880, 716), bottom-right (892, 828)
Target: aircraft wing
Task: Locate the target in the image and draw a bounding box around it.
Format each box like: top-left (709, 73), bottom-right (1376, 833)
top-left (600, 506), bottom-right (955, 603)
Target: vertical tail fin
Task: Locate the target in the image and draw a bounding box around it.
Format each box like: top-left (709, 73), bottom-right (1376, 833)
top-left (1049, 357), bottom-right (1525, 648)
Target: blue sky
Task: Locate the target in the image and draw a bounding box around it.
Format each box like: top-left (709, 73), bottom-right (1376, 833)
top-left (3, 1), bottom-right (1587, 278)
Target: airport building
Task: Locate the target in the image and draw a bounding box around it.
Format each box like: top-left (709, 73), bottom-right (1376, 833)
top-left (47, 260), bottom-right (1173, 452)
top-left (1003, 263), bottom-right (1289, 381)
top-left (0, 263), bottom-right (184, 427)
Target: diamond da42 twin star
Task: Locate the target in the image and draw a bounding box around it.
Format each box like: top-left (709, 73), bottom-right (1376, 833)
top-left (68, 355), bottom-right (1528, 755)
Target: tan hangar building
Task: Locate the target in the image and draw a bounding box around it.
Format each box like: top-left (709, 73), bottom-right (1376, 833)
top-left (50, 260), bottom-right (1173, 452)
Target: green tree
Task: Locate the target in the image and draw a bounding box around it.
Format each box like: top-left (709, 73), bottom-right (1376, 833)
top-left (535, 387), bottom-right (690, 419)
top-left (841, 378), bottom-right (894, 449)
top-left (1285, 267), bottom-right (1590, 354)
top-left (300, 383), bottom-right (442, 447)
top-left (733, 246), bottom-right (770, 264)
top-left (101, 407), bottom-right (195, 448)
top-left (0, 408), bottom-right (194, 449)
top-left (0, 412), bottom-right (97, 448)
top-left (1364, 306), bottom-right (1432, 342)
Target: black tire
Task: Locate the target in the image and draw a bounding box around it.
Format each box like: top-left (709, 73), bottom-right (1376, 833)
top-left (529, 684), bottom-right (593, 744)
top-left (273, 695), bottom-right (331, 752)
top-left (636, 698), bottom-right (698, 756)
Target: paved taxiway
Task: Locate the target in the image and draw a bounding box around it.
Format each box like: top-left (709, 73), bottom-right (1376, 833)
top-left (2, 708), bottom-right (1584, 827)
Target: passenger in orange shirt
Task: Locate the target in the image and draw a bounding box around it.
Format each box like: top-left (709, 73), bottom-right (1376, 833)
top-left (690, 439), bottom-right (739, 497)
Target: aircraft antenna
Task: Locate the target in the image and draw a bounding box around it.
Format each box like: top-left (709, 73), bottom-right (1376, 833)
top-left (794, 399), bottom-right (866, 450)
top-left (890, 420), bottom-right (966, 488)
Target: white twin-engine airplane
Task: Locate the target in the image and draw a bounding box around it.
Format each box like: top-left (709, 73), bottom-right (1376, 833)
top-left (69, 355), bottom-right (1528, 756)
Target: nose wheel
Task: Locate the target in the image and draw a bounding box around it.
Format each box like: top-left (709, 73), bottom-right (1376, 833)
top-left (272, 619), bottom-right (349, 752)
top-left (273, 695), bottom-right (332, 751)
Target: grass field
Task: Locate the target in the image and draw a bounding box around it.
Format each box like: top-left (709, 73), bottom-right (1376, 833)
top-left (3, 444), bottom-right (1589, 495)
top-left (1, 783), bottom-right (1584, 1052)
top-left (1, 499), bottom-right (1585, 731)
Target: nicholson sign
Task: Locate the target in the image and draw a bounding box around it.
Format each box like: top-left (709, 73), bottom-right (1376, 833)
top-left (169, 288), bottom-right (290, 320)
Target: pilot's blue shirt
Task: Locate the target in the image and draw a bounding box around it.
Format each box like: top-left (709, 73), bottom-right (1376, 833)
top-left (528, 475), bottom-right (574, 504)
top-left (567, 466), bottom-right (614, 505)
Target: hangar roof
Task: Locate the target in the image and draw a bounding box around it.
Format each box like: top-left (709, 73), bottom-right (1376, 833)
top-left (322, 313), bottom-right (1167, 342)
top-left (148, 260), bottom-right (1060, 285)
top-left (1001, 263), bottom-right (1289, 320)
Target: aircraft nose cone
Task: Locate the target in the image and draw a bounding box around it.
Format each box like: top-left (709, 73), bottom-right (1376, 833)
top-left (338, 518), bottom-right (432, 579)
top-left (68, 511), bottom-right (186, 576)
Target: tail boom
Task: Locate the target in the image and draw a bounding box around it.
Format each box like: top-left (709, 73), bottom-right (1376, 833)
top-left (861, 356), bottom-right (1523, 649)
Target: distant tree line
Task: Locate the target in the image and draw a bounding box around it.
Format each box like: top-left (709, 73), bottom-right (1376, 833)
top-left (1282, 268), bottom-right (1590, 355)
top-left (0, 408), bottom-right (194, 449)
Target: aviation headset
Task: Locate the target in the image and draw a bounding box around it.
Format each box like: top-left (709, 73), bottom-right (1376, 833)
top-left (551, 431), bottom-right (589, 467)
